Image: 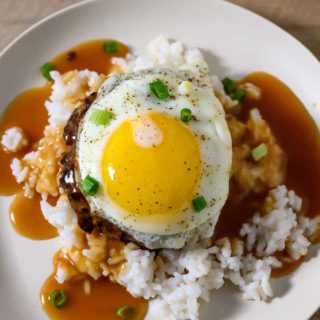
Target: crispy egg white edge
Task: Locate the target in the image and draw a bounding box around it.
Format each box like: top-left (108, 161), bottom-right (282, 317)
top-left (77, 61), bottom-right (232, 238)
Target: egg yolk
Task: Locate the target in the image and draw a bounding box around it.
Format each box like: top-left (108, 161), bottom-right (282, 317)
top-left (102, 112), bottom-right (201, 216)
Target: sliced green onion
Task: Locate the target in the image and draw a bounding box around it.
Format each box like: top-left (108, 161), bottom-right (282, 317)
top-left (252, 143), bottom-right (268, 162)
top-left (103, 41), bottom-right (119, 53)
top-left (90, 109), bottom-right (113, 126)
top-left (49, 290), bottom-right (66, 309)
top-left (116, 305), bottom-right (135, 319)
top-left (192, 196), bottom-right (207, 212)
top-left (40, 62), bottom-right (54, 81)
top-left (232, 89), bottom-right (245, 101)
top-left (149, 80), bottom-right (169, 100)
top-left (222, 77), bottom-right (235, 94)
top-left (181, 108), bottom-right (192, 122)
top-left (81, 175), bottom-right (99, 196)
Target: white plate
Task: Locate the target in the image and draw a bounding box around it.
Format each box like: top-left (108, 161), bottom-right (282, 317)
top-left (0, 0), bottom-right (319, 319)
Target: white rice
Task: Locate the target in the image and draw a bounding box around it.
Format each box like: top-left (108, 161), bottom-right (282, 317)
top-left (46, 70), bottom-right (105, 127)
top-left (10, 157), bottom-right (29, 183)
top-left (1, 127), bottom-right (28, 152)
top-left (286, 216), bottom-right (317, 260)
top-left (41, 195), bottom-right (82, 249)
top-left (240, 185), bottom-right (316, 259)
top-left (12, 36), bottom-right (318, 320)
top-left (112, 35), bottom-right (203, 72)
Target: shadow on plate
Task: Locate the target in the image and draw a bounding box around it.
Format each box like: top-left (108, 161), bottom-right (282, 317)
top-left (271, 243), bottom-right (320, 301)
top-left (201, 49), bottom-right (230, 78)
top-left (305, 243), bottom-right (320, 263)
top-left (199, 283), bottom-right (243, 320)
top-left (269, 275), bottom-right (292, 301)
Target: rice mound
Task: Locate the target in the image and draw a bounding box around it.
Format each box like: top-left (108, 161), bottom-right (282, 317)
top-left (117, 185), bottom-right (315, 320)
top-left (5, 36), bottom-right (319, 320)
top-left (41, 185), bottom-right (316, 320)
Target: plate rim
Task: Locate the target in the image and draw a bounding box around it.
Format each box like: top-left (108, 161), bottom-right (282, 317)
top-left (0, 1), bottom-right (320, 320)
top-left (0, 0), bottom-right (319, 70)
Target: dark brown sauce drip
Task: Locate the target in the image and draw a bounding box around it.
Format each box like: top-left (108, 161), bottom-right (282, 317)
top-left (215, 72), bottom-right (320, 276)
top-left (40, 251), bottom-right (148, 320)
top-left (60, 92), bottom-right (97, 233)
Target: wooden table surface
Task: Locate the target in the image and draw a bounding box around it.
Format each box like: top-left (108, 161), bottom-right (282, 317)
top-left (0, 0), bottom-right (319, 59)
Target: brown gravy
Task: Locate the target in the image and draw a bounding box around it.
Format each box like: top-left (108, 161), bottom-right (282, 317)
top-left (9, 192), bottom-right (58, 240)
top-left (272, 256), bottom-right (305, 278)
top-left (0, 85), bottom-right (50, 195)
top-left (40, 251), bottom-right (147, 320)
top-left (244, 72), bottom-right (320, 219)
top-left (215, 72), bottom-right (320, 276)
top-left (52, 39), bottom-right (128, 74)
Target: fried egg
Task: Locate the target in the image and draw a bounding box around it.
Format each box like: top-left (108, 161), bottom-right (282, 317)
top-left (77, 60), bottom-right (232, 249)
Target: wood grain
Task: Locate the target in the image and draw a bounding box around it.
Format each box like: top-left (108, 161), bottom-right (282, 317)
top-left (0, 0), bottom-right (319, 59)
top-left (0, 0), bottom-right (82, 52)
top-left (230, 0), bottom-right (320, 59)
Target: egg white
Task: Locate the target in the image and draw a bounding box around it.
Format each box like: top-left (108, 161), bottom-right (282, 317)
top-left (77, 60), bottom-right (232, 248)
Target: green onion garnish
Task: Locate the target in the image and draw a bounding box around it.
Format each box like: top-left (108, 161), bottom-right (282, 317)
top-left (192, 196), bottom-right (207, 212)
top-left (40, 62), bottom-right (54, 81)
top-left (49, 290), bottom-right (67, 309)
top-left (103, 41), bottom-right (119, 53)
top-left (232, 89), bottom-right (245, 101)
top-left (90, 109), bottom-right (113, 126)
top-left (222, 77), bottom-right (235, 94)
top-left (252, 143), bottom-right (268, 162)
top-left (81, 175), bottom-right (99, 196)
top-left (116, 305), bottom-right (135, 319)
top-left (181, 108), bottom-right (192, 122)
top-left (149, 80), bottom-right (169, 100)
